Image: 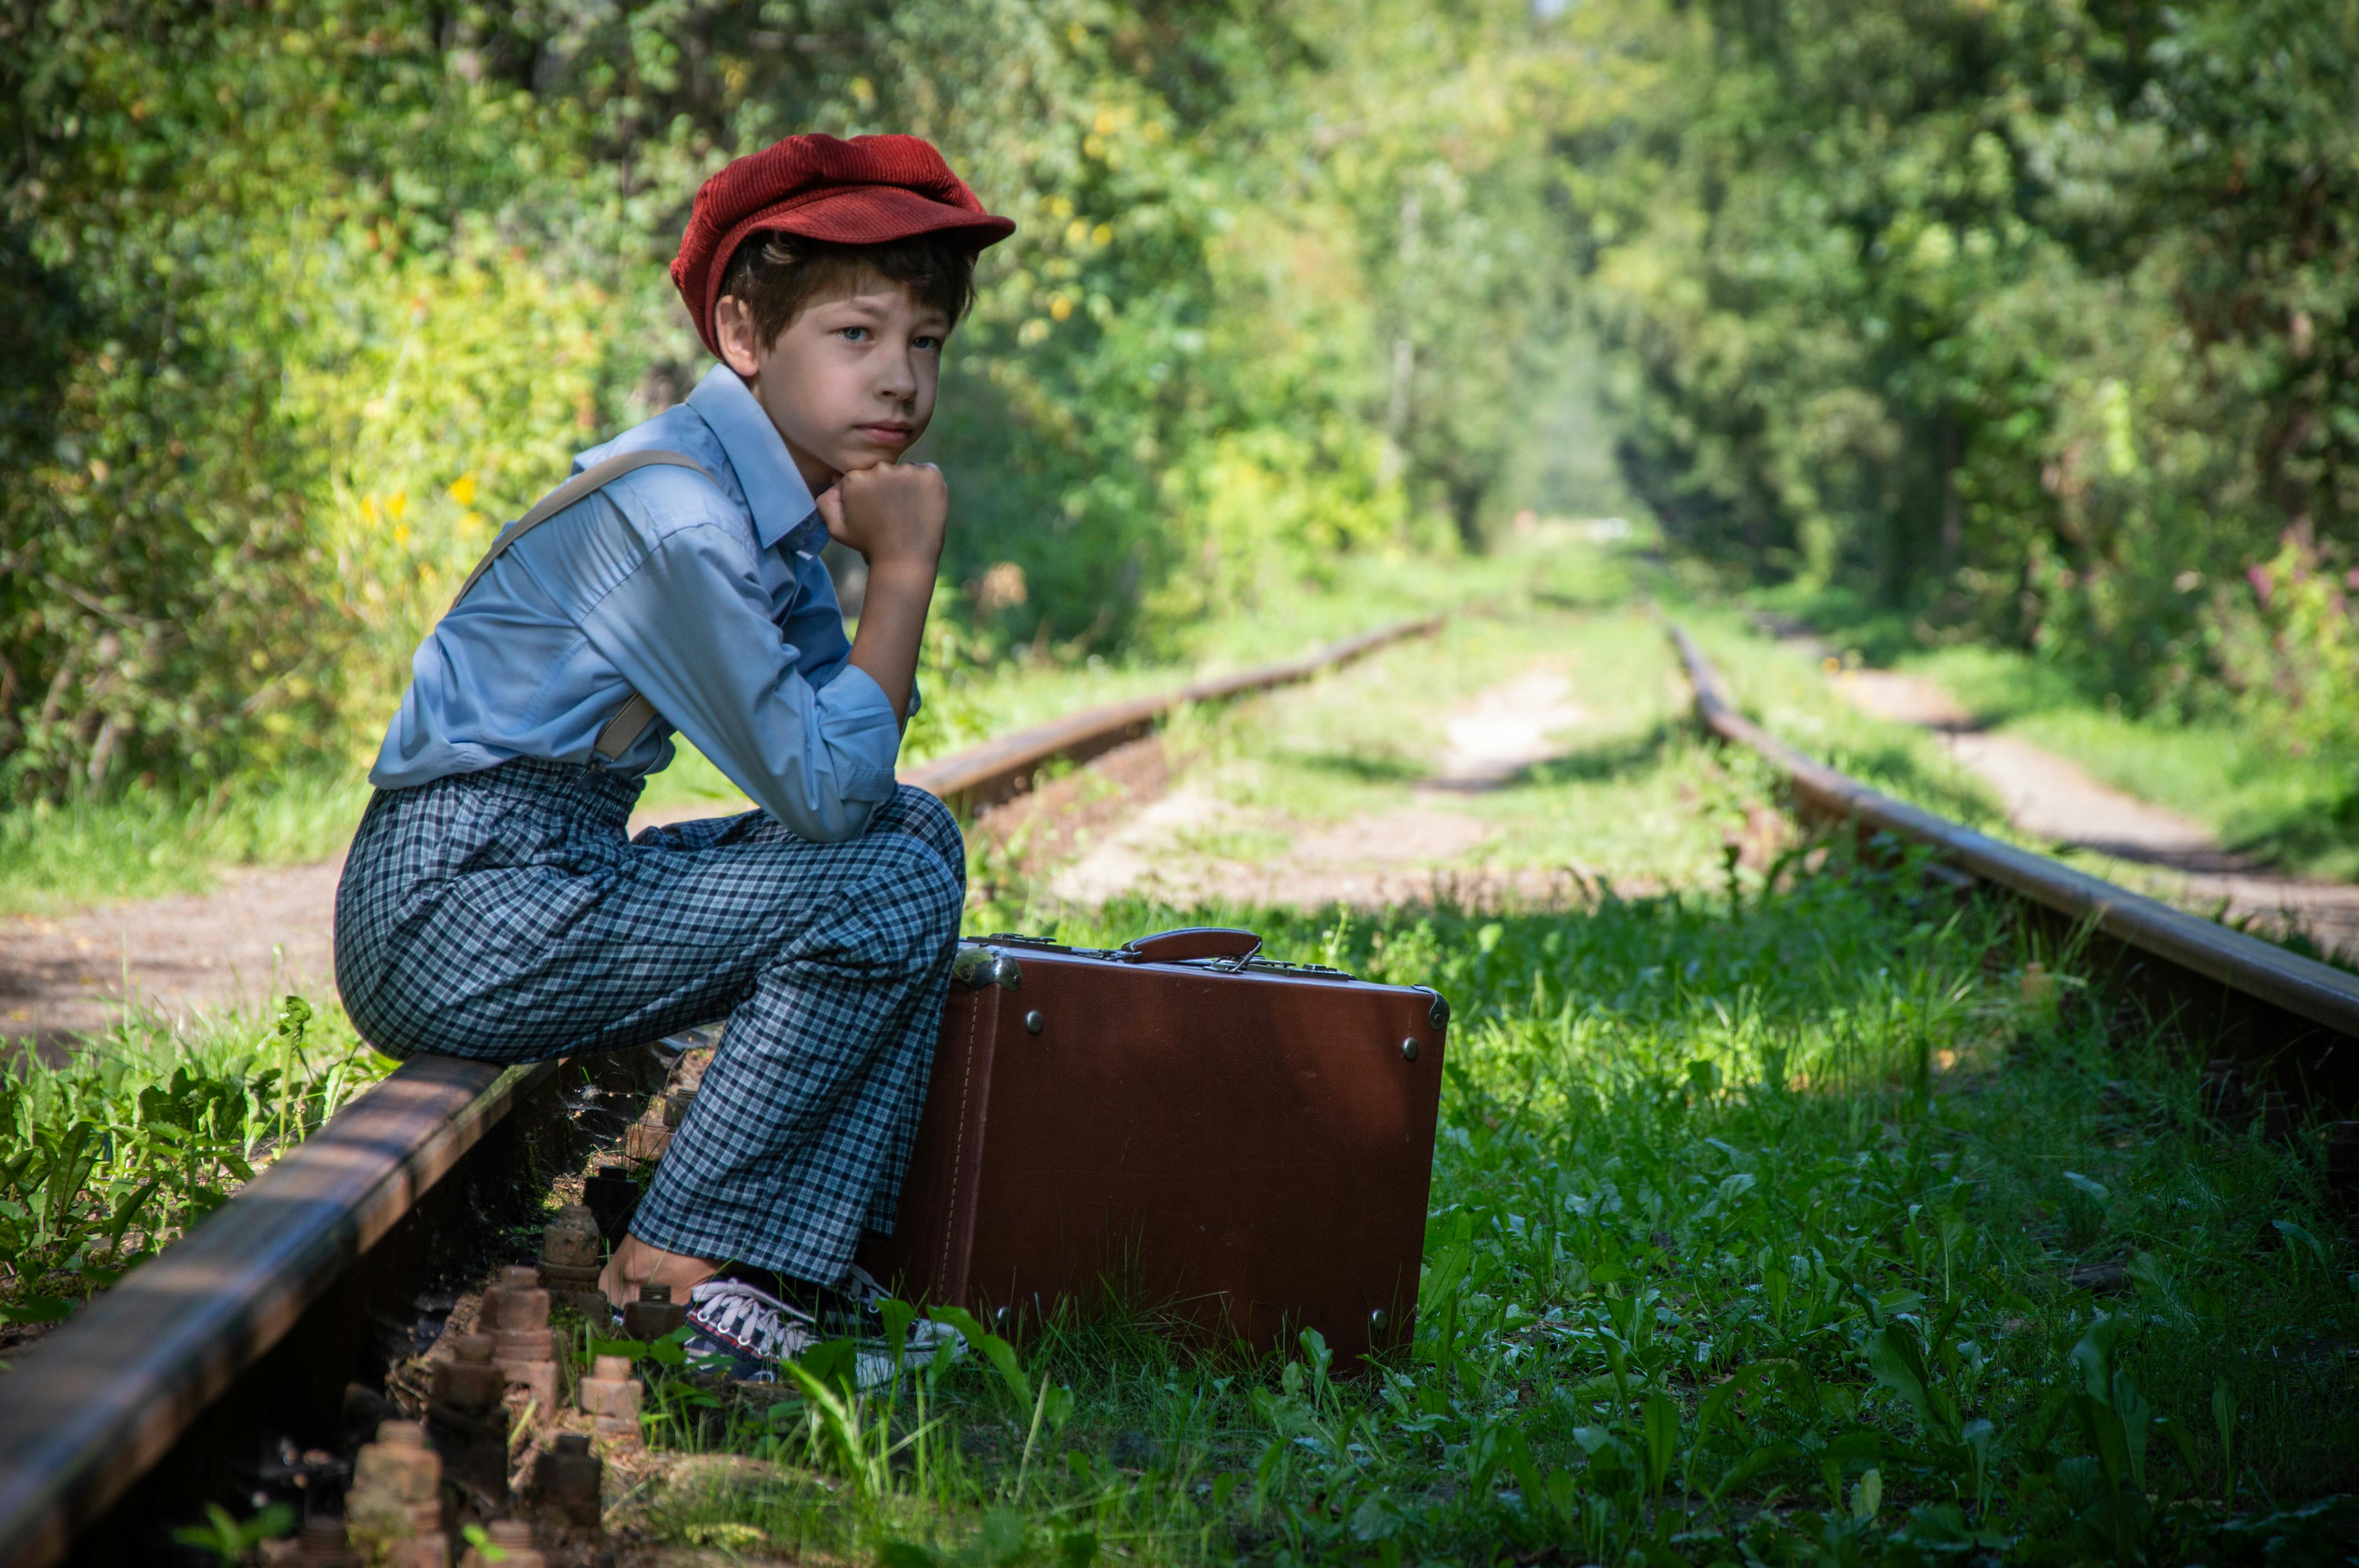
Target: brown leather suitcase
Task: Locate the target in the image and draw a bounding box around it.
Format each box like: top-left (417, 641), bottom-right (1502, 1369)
top-left (860, 927), bottom-right (1449, 1362)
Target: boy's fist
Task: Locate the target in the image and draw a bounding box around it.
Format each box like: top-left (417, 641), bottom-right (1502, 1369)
top-left (817, 462), bottom-right (947, 573)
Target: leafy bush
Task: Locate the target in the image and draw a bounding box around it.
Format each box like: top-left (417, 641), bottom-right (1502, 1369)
top-left (1, 0), bottom-right (1581, 803)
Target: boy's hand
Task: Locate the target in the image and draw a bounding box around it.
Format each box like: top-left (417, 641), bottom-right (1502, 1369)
top-left (816, 461), bottom-right (946, 573)
top-left (821, 460), bottom-right (943, 726)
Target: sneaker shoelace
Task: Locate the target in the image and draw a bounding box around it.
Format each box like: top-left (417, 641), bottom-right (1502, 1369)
top-left (686, 1274), bottom-right (958, 1388)
top-left (685, 1277), bottom-right (819, 1379)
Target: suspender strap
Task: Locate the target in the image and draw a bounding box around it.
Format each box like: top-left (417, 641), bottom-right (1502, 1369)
top-left (449, 449), bottom-right (713, 608)
top-left (445, 449), bottom-right (715, 763)
top-left (591, 692), bottom-right (662, 763)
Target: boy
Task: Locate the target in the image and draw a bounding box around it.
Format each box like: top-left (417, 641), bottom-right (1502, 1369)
top-left (334, 134), bottom-right (1014, 1376)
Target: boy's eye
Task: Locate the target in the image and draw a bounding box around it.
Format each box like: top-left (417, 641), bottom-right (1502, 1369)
top-left (913, 335), bottom-right (942, 352)
top-left (837, 326), bottom-right (871, 342)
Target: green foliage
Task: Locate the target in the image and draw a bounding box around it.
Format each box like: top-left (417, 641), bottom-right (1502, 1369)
top-left (170, 1501), bottom-right (295, 1565)
top-left (1, 0), bottom-right (1582, 802)
top-left (0, 995), bottom-right (391, 1323)
top-left (0, 0), bottom-right (647, 798)
top-left (1551, 0), bottom-right (2359, 759)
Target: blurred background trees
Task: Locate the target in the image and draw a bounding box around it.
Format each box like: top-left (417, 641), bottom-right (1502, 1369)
top-left (1563, 0), bottom-right (2359, 746)
top-left (3, 0), bottom-right (2354, 804)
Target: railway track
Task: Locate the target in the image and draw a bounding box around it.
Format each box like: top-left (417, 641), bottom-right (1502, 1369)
top-left (0, 616), bottom-right (1439, 1568)
top-left (5, 607), bottom-right (2351, 1565)
top-left (1670, 623), bottom-right (2359, 1114)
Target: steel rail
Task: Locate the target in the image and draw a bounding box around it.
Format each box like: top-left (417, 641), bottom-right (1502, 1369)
top-left (898, 614), bottom-right (1444, 813)
top-left (0, 1059), bottom-right (555, 1567)
top-left (0, 612), bottom-right (1443, 1567)
top-left (1669, 622), bottom-right (2359, 1052)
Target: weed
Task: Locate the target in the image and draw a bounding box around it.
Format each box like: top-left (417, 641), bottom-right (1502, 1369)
top-left (170, 1501), bottom-right (294, 1564)
top-left (0, 994), bottom-right (392, 1326)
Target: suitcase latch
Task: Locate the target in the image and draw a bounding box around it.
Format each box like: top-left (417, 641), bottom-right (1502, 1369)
top-left (953, 944), bottom-right (1023, 991)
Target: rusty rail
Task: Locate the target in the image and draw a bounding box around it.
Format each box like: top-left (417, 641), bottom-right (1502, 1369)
top-left (0, 613), bottom-right (1444, 1567)
top-left (0, 1059), bottom-right (557, 1566)
top-left (900, 615), bottom-right (1444, 814)
top-left (1669, 623), bottom-right (2359, 1083)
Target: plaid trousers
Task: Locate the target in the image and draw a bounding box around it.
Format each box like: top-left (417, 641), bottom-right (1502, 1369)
top-left (333, 758), bottom-right (965, 1284)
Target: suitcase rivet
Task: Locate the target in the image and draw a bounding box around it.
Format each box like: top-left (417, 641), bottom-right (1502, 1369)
top-left (1025, 1009), bottom-right (1045, 1035)
top-left (1369, 1309), bottom-right (1389, 1332)
top-left (1400, 1037), bottom-right (1420, 1062)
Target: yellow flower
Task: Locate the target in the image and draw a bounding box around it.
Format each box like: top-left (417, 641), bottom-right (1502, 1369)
top-left (1092, 223), bottom-right (1114, 245)
top-left (386, 490), bottom-right (409, 521)
top-left (447, 472), bottom-right (477, 508)
top-left (1049, 295), bottom-right (1073, 322)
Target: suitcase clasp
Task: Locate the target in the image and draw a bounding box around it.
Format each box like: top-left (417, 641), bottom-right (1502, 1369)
top-left (952, 944), bottom-right (1024, 991)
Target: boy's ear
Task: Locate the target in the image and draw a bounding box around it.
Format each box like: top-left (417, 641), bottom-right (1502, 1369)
top-left (713, 295), bottom-right (765, 377)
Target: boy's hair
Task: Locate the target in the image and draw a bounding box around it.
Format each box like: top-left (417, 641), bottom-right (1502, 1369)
top-left (717, 232), bottom-right (979, 347)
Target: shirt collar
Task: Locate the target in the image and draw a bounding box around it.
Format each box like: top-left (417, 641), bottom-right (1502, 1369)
top-left (686, 363), bottom-right (819, 552)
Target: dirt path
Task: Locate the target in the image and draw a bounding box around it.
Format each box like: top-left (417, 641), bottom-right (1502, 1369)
top-left (1049, 668), bottom-right (1591, 908)
top-left (1, 858), bottom-right (348, 1055)
top-left (1782, 629), bottom-right (2359, 959)
top-left (0, 799), bottom-right (738, 1055)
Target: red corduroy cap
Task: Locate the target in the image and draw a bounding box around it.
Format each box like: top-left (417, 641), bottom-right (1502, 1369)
top-left (671, 133), bottom-right (1015, 356)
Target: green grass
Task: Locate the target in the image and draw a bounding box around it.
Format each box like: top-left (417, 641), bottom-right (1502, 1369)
top-left (572, 575), bottom-right (2356, 1565)
top-left (0, 996), bottom-right (394, 1339)
top-left (1109, 540), bottom-right (1974, 895)
top-left (1915, 647), bottom-right (2359, 885)
top-left (1748, 583), bottom-right (2359, 884)
top-left (0, 768), bottom-right (371, 918)
top-left (1651, 582), bottom-right (2359, 963)
top-left (1671, 608), bottom-right (2013, 831)
top-left (592, 873), bottom-right (2357, 1565)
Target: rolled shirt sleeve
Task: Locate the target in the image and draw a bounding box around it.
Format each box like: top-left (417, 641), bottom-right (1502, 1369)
top-left (578, 517), bottom-right (900, 843)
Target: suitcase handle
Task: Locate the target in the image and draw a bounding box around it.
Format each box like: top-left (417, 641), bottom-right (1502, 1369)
top-left (1115, 927), bottom-right (1263, 967)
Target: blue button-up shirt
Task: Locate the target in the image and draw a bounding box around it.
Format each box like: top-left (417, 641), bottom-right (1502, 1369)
top-left (368, 364), bottom-right (903, 843)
